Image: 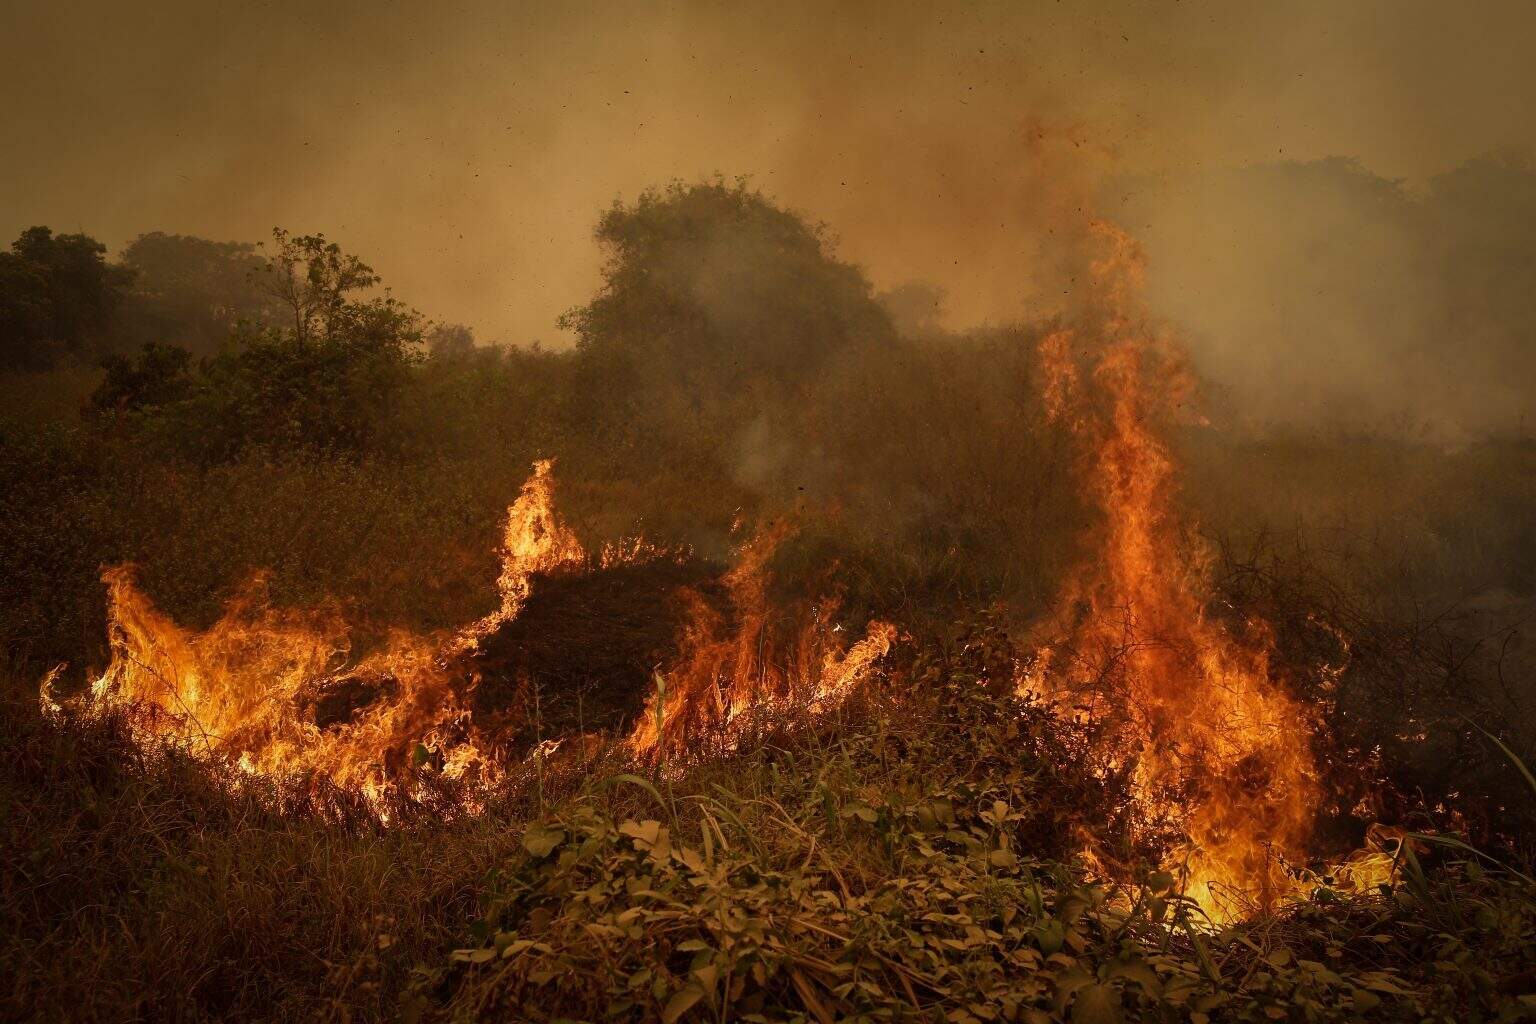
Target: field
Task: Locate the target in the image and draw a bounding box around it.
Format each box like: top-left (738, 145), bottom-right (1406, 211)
top-left (2, 184), bottom-right (1534, 1023)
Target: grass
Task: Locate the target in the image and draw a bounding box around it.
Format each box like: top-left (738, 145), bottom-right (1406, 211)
top-left (0, 682), bottom-right (529, 1022)
top-left (5, 629), bottom-right (1535, 1023)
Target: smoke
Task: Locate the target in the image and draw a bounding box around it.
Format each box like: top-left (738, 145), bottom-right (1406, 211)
top-left (3, 0), bottom-right (1534, 434)
top-left (1112, 156), bottom-right (1536, 438)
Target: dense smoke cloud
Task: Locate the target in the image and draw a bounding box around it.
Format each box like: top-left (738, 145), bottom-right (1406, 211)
top-left (1118, 157), bottom-right (1536, 438)
top-left (3, 0), bottom-right (1534, 434)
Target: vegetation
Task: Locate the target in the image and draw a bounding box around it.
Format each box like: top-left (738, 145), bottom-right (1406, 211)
top-left (6, 644), bottom-right (1534, 1022)
top-left (1, 179), bottom-right (1534, 1020)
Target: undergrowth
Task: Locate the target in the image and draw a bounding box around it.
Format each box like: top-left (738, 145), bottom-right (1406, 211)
top-left (4, 641), bottom-right (1534, 1023)
top-left (419, 652), bottom-right (1536, 1024)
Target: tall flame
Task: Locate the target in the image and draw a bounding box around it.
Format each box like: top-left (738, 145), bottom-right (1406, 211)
top-left (1028, 221), bottom-right (1319, 920)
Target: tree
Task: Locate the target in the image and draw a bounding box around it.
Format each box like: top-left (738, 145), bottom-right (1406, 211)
top-left (92, 342), bottom-right (195, 415)
top-left (426, 323), bottom-right (477, 360)
top-left (0, 226), bottom-right (133, 369)
top-left (113, 232), bottom-right (281, 355)
top-left (0, 253), bottom-right (50, 368)
top-left (90, 229), bottom-right (423, 460)
top-left (559, 180), bottom-right (894, 461)
top-left (255, 229), bottom-right (383, 347)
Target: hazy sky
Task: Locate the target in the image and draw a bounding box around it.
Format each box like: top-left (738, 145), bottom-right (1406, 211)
top-left (4, 0), bottom-right (1534, 344)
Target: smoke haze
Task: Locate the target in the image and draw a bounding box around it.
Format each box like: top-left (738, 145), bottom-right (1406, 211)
top-left (4, 0), bottom-right (1534, 433)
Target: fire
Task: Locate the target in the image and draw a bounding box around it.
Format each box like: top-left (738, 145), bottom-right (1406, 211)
top-left (628, 520), bottom-right (897, 761)
top-left (47, 222), bottom-right (1335, 916)
top-left (76, 459), bottom-right (586, 811)
top-left (67, 458), bottom-right (895, 810)
top-left (1027, 220), bottom-right (1320, 920)
top-left (451, 458), bottom-right (585, 654)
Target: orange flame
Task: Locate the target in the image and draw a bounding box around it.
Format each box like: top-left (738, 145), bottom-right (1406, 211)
top-left (70, 458), bottom-right (890, 809)
top-left (628, 520), bottom-right (897, 760)
top-left (79, 459), bottom-right (586, 811)
top-left (1029, 221), bottom-right (1319, 920)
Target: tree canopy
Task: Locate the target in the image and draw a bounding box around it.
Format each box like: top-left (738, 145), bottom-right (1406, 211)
top-left (114, 232), bottom-right (280, 355)
top-left (93, 229), bottom-right (423, 461)
top-left (0, 227), bottom-right (132, 369)
top-left (560, 180), bottom-right (894, 459)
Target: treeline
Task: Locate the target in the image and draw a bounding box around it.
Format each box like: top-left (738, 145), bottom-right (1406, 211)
top-left (0, 182), bottom-right (1082, 675)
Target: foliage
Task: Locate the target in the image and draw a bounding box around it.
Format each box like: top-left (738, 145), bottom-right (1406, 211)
top-left (0, 679), bottom-right (535, 1023)
top-left (89, 229), bottom-right (423, 461)
top-left (113, 231), bottom-right (282, 355)
top-left (1, 181), bottom-right (1535, 1022)
top-left (423, 664), bottom-right (1536, 1023)
top-left (0, 226), bottom-right (133, 369)
top-left (93, 341), bottom-right (196, 414)
top-left (560, 179), bottom-right (895, 470)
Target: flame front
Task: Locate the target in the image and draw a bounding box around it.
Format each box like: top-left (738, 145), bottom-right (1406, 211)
top-left (1028, 221), bottom-right (1320, 920)
top-left (628, 520), bottom-right (897, 761)
top-left (82, 459), bottom-right (584, 811)
top-left (59, 242), bottom-right (1324, 912)
top-left (74, 458), bottom-right (894, 809)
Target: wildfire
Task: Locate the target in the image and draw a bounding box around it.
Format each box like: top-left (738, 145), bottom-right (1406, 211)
top-left (74, 459), bottom-right (586, 811)
top-left (627, 519), bottom-right (898, 760)
top-left (46, 223), bottom-right (1350, 918)
top-left (67, 459), bottom-right (896, 811)
top-left (1025, 220), bottom-right (1321, 920)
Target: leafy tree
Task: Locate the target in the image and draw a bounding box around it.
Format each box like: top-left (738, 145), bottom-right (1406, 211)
top-left (90, 229), bottom-right (422, 461)
top-left (113, 232), bottom-right (281, 355)
top-left (0, 227), bottom-right (133, 369)
top-left (425, 322), bottom-right (477, 360)
top-left (0, 252), bottom-right (50, 368)
top-left (560, 180), bottom-right (894, 462)
top-left (92, 342), bottom-right (195, 415)
top-left (255, 229), bottom-right (383, 346)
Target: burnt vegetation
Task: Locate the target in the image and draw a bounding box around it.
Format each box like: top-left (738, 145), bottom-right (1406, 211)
top-left (2, 176), bottom-right (1535, 1022)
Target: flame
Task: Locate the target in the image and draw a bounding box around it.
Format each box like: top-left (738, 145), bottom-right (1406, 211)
top-left (449, 458), bottom-right (586, 655)
top-left (78, 459), bottom-right (586, 811)
top-left (70, 456), bottom-right (890, 808)
top-left (628, 520), bottom-right (897, 760)
top-left (1029, 221), bottom-right (1320, 920)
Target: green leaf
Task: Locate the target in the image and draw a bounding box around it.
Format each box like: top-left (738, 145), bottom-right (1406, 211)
top-left (661, 984), bottom-right (704, 1024)
top-left (1352, 989), bottom-right (1382, 1012)
top-left (841, 800), bottom-right (878, 823)
top-left (620, 819), bottom-right (664, 848)
top-left (599, 773), bottom-right (672, 815)
top-left (521, 824), bottom-right (566, 858)
top-left (1106, 958), bottom-right (1161, 996)
top-left (1032, 920), bottom-right (1065, 955)
top-left (1071, 983), bottom-right (1122, 1024)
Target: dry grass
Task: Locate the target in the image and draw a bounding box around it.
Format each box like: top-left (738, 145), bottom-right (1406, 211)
top-left (0, 678), bottom-right (529, 1023)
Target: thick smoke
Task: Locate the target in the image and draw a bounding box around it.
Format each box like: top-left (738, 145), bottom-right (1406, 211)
top-left (4, 0), bottom-right (1534, 435)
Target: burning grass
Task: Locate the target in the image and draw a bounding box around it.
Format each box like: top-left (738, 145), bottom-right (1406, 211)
top-left (9, 646), bottom-right (1533, 1023)
top-left (8, 213), bottom-right (1535, 1021)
